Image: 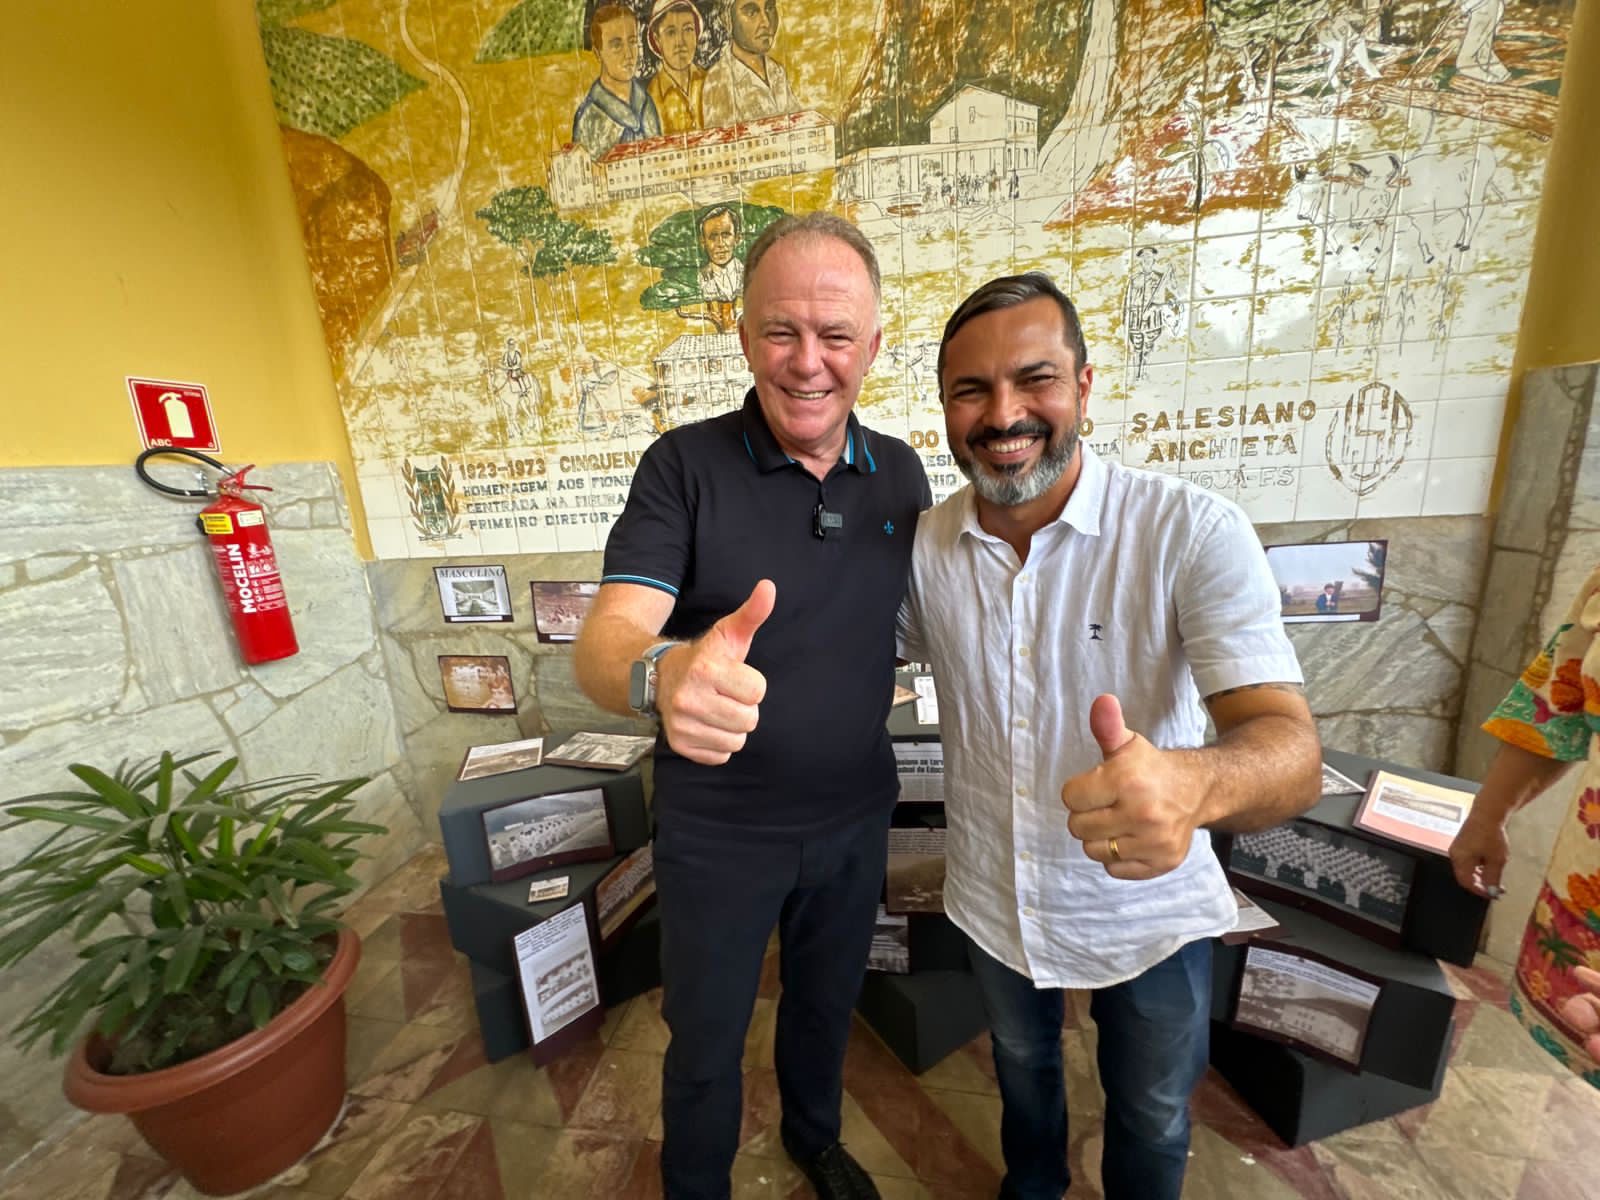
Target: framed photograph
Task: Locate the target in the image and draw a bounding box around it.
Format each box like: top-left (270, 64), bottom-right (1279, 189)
top-left (1225, 818), bottom-right (1415, 941)
top-left (1265, 540), bottom-right (1388, 624)
top-left (1321, 761), bottom-right (1365, 796)
top-left (530, 580), bottom-right (599, 643)
top-left (1231, 941), bottom-right (1384, 1071)
top-left (434, 565), bottom-right (514, 623)
top-left (439, 655), bottom-right (518, 714)
top-left (885, 828), bottom-right (947, 914)
top-left (545, 731), bottom-right (655, 772)
top-left (527, 876), bottom-right (570, 903)
top-left (457, 736), bottom-right (544, 781)
top-left (513, 902), bottom-right (605, 1065)
top-left (481, 786), bottom-right (614, 882)
top-left (893, 741), bottom-right (945, 803)
top-left (594, 845), bottom-right (655, 946)
top-left (1354, 770), bottom-right (1476, 857)
top-left (867, 906), bottom-right (910, 974)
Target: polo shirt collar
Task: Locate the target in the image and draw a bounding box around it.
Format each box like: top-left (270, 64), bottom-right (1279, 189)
top-left (738, 388), bottom-right (875, 474)
top-left (957, 445), bottom-right (1107, 540)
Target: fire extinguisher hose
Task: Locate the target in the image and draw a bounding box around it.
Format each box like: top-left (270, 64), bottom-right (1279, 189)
top-left (133, 446), bottom-right (234, 498)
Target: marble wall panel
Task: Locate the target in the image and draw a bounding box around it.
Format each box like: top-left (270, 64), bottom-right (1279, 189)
top-left (0, 462), bottom-right (422, 1163)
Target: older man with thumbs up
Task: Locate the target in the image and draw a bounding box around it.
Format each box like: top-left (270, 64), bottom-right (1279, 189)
top-left (897, 272), bottom-right (1320, 1200)
top-left (576, 212), bottom-right (929, 1200)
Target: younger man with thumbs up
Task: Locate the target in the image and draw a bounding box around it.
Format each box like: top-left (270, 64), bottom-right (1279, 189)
top-left (897, 272), bottom-right (1320, 1200)
top-left (576, 212), bottom-right (929, 1200)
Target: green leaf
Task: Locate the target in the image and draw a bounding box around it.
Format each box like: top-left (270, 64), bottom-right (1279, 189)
top-left (162, 871), bottom-right (191, 924)
top-left (165, 811), bottom-right (203, 863)
top-left (119, 851), bottom-right (167, 876)
top-left (6, 806), bottom-right (126, 834)
top-left (248, 981), bottom-right (273, 1029)
top-left (156, 753), bottom-right (175, 813)
top-left (162, 927), bottom-right (205, 993)
top-left (66, 765), bottom-right (153, 820)
top-left (281, 947), bottom-right (316, 972)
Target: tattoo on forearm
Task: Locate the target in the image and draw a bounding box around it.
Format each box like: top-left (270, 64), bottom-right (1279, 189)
top-left (1207, 681), bottom-right (1305, 700)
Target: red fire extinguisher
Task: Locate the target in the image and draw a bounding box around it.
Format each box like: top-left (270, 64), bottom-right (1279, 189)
top-left (136, 449), bottom-right (300, 665)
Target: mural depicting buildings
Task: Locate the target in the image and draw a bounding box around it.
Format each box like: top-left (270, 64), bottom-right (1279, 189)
top-left (836, 85), bottom-right (1039, 206)
top-left (255, 0), bottom-right (1577, 558)
top-left (550, 111), bottom-right (835, 211)
top-left (651, 332), bottom-right (754, 426)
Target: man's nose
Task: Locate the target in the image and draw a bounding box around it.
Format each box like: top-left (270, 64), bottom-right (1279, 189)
top-left (792, 334), bottom-right (823, 375)
top-left (982, 384), bottom-right (1027, 431)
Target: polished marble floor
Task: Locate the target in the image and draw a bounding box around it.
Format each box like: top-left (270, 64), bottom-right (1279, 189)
top-left (5, 845), bottom-right (1600, 1200)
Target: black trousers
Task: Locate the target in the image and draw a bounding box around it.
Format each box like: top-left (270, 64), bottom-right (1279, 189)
top-left (653, 805), bottom-right (890, 1200)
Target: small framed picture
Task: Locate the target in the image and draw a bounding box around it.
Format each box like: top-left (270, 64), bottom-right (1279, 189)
top-left (1354, 770), bottom-right (1476, 857)
top-left (1220, 887), bottom-right (1287, 945)
top-left (530, 581), bottom-right (599, 643)
top-left (1265, 540), bottom-right (1388, 624)
top-left (527, 876), bottom-right (570, 903)
top-left (482, 786), bottom-right (614, 882)
top-left (867, 906), bottom-right (910, 974)
top-left (893, 741), bottom-right (944, 803)
top-left (1224, 819), bottom-right (1415, 941)
top-left (457, 737), bottom-right (544, 781)
top-left (439, 655), bottom-right (518, 714)
top-left (434, 565), bottom-right (514, 623)
top-left (885, 828), bottom-right (947, 914)
top-left (594, 845), bottom-right (656, 946)
top-left (1231, 941), bottom-right (1384, 1071)
top-left (545, 731), bottom-right (655, 771)
top-left (1321, 761), bottom-right (1365, 796)
top-left (513, 902), bottom-right (605, 1065)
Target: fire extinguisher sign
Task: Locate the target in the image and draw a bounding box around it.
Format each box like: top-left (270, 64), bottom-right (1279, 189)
top-left (126, 376), bottom-right (220, 452)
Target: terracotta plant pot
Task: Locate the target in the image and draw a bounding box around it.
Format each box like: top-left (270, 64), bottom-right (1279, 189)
top-left (63, 928), bottom-right (361, 1196)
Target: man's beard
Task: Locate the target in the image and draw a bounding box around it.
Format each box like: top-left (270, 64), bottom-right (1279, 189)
top-left (954, 418), bottom-right (1078, 507)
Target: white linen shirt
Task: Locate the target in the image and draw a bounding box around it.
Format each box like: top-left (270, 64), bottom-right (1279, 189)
top-left (897, 447), bottom-right (1303, 989)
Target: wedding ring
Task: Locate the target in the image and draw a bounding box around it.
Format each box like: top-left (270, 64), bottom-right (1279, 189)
top-left (1107, 837), bottom-right (1121, 862)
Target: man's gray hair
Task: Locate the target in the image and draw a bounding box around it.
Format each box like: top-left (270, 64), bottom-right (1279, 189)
top-left (742, 212), bottom-right (881, 303)
top-left (936, 271), bottom-right (1089, 401)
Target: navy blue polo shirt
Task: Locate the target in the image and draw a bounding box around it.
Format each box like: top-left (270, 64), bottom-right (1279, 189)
top-left (602, 389), bottom-right (931, 834)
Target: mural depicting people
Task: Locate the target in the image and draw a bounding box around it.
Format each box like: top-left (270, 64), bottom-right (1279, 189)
top-left (696, 203), bottom-right (744, 331)
top-left (1454, 0), bottom-right (1510, 83)
top-left (646, 0), bottom-right (705, 134)
top-left (1124, 246), bottom-right (1183, 380)
top-left (572, 4), bottom-right (662, 159)
top-left (701, 0), bottom-right (798, 127)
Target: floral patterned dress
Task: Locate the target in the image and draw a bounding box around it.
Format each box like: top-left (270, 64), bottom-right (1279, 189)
top-left (1482, 564), bottom-right (1600, 1088)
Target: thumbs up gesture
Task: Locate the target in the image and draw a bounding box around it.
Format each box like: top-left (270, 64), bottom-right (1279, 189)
top-left (1060, 694), bottom-right (1199, 880)
top-left (657, 580), bottom-right (775, 765)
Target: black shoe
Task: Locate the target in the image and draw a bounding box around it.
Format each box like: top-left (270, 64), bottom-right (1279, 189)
top-left (785, 1139), bottom-right (880, 1200)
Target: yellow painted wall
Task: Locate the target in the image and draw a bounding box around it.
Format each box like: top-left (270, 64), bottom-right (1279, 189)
top-left (0, 1), bottom-right (369, 554)
top-left (1501, 0), bottom-right (1600, 502)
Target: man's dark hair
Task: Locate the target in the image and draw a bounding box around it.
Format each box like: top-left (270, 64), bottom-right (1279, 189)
top-left (697, 203), bottom-right (742, 236)
top-left (589, 3), bottom-right (635, 51)
top-left (937, 271), bottom-right (1089, 401)
top-left (742, 212), bottom-right (881, 304)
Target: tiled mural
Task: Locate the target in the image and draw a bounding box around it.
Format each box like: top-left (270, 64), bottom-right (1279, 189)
top-left (259, 0), bottom-right (1574, 559)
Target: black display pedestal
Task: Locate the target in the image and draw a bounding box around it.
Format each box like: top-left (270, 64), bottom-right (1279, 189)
top-left (855, 673), bottom-right (990, 1074)
top-left (1209, 749), bottom-right (1485, 1145)
top-left (434, 736), bottom-right (662, 1062)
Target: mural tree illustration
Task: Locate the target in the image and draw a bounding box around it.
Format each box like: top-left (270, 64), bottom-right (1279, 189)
top-left (475, 187), bottom-right (618, 341)
top-left (476, 0), bottom-right (589, 62)
top-left (638, 203), bottom-right (785, 332)
top-left (258, 19), bottom-right (425, 138)
top-left (1160, 93), bottom-right (1232, 211)
top-left (1206, 0), bottom-right (1326, 98)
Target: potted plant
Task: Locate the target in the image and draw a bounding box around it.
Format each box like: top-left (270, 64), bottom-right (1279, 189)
top-left (0, 752), bottom-right (385, 1196)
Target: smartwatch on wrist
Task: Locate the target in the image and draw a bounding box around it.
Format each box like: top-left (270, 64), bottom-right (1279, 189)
top-left (628, 640), bottom-right (682, 716)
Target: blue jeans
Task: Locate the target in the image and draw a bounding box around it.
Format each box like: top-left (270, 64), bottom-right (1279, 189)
top-left (653, 810), bottom-right (891, 1200)
top-left (966, 936), bottom-right (1212, 1200)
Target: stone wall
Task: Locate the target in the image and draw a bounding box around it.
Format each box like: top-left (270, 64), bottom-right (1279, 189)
top-left (1455, 361), bottom-right (1600, 964)
top-left (0, 461), bottom-right (423, 1165)
top-left (365, 553), bottom-right (650, 824)
top-left (1257, 516), bottom-right (1492, 773)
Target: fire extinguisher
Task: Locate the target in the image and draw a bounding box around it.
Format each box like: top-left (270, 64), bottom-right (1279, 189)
top-left (135, 448), bottom-right (300, 665)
